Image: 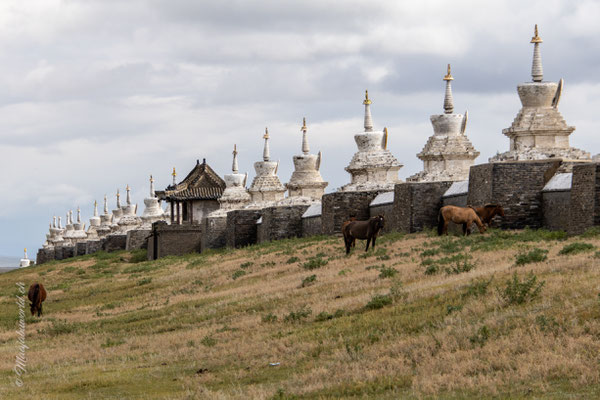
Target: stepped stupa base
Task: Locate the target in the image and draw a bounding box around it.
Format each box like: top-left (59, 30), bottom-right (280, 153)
top-left (490, 147), bottom-right (590, 163)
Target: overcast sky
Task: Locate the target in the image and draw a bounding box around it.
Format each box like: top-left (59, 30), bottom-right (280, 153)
top-left (1, 0), bottom-right (599, 259)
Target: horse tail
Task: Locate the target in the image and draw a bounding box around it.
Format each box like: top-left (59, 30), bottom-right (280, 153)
top-left (437, 209), bottom-right (444, 236)
top-left (31, 284), bottom-right (40, 314)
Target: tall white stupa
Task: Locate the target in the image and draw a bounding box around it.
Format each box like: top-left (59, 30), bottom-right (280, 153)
top-left (340, 91), bottom-right (402, 191)
top-left (19, 248), bottom-right (30, 268)
top-left (118, 185), bottom-right (142, 232)
top-left (408, 65), bottom-right (479, 182)
top-left (246, 128), bottom-right (286, 207)
top-left (141, 175), bottom-right (166, 228)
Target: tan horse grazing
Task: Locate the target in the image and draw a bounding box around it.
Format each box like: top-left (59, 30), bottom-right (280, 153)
top-left (342, 215), bottom-right (385, 254)
top-left (438, 206), bottom-right (486, 236)
top-left (473, 204), bottom-right (505, 227)
top-left (28, 283), bottom-right (47, 317)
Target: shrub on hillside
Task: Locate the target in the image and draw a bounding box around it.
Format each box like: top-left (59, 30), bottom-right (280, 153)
top-left (499, 272), bottom-right (544, 305)
top-left (302, 256), bottom-right (328, 270)
top-left (365, 294), bottom-right (393, 310)
top-left (232, 270), bottom-right (246, 280)
top-left (515, 248), bottom-right (548, 266)
top-left (300, 274), bottom-right (317, 287)
top-left (558, 242), bottom-right (595, 255)
top-left (283, 306), bottom-right (312, 323)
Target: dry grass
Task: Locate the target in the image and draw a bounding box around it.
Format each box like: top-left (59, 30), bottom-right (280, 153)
top-left (1, 230), bottom-right (600, 399)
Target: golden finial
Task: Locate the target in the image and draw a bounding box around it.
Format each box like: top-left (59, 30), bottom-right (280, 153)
top-left (363, 90), bottom-right (372, 105)
top-left (24, 247), bottom-right (27, 253)
top-left (172, 167), bottom-right (176, 177)
top-left (94, 200), bottom-right (97, 207)
top-left (126, 184), bottom-right (130, 191)
top-left (233, 144), bottom-right (237, 154)
top-left (301, 117), bottom-right (307, 131)
top-left (531, 24), bottom-right (542, 43)
top-left (116, 189), bottom-right (120, 198)
top-left (263, 127), bottom-right (269, 139)
top-left (150, 175), bottom-right (154, 182)
top-left (443, 64), bottom-right (453, 81)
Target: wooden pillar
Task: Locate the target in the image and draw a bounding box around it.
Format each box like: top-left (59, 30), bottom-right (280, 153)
top-left (176, 201), bottom-right (181, 225)
top-left (189, 201), bottom-right (194, 224)
top-left (170, 201), bottom-right (174, 224)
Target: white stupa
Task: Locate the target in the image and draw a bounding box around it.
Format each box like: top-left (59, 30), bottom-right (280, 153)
top-left (407, 65), bottom-right (479, 182)
top-left (110, 190), bottom-right (123, 232)
top-left (490, 25), bottom-right (590, 162)
top-left (118, 185), bottom-right (142, 232)
top-left (141, 175), bottom-right (166, 228)
top-left (277, 118), bottom-right (328, 206)
top-left (19, 248), bottom-right (30, 268)
top-left (63, 210), bottom-right (75, 244)
top-left (86, 201), bottom-right (102, 240)
top-left (209, 145), bottom-right (251, 217)
top-left (341, 91), bottom-right (402, 191)
top-left (246, 128), bottom-right (286, 208)
top-left (96, 195), bottom-right (113, 238)
top-left (71, 207), bottom-right (88, 243)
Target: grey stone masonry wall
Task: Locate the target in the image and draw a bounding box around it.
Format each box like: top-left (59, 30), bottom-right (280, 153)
top-left (302, 216), bottom-right (322, 237)
top-left (542, 191), bottom-right (571, 231)
top-left (257, 205), bottom-right (310, 243)
top-left (321, 190), bottom-right (385, 235)
top-left (147, 222), bottom-right (202, 260)
top-left (569, 163), bottom-right (600, 235)
top-left (226, 209), bottom-right (261, 248)
top-left (55, 245), bottom-right (74, 260)
top-left (442, 194), bottom-right (468, 207)
top-left (126, 229), bottom-right (150, 251)
top-left (468, 160), bottom-right (562, 229)
top-left (102, 234), bottom-right (128, 253)
top-left (86, 240), bottom-right (102, 255)
top-left (394, 181), bottom-right (453, 233)
top-left (202, 215), bottom-right (228, 250)
top-left (75, 242), bottom-right (87, 257)
top-left (369, 203), bottom-right (394, 233)
top-left (36, 248), bottom-right (54, 265)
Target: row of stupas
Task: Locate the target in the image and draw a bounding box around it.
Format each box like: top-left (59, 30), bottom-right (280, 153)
top-left (39, 25), bottom-right (592, 250)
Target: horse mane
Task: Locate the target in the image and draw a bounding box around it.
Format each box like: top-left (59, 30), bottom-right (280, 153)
top-left (484, 204), bottom-right (499, 209)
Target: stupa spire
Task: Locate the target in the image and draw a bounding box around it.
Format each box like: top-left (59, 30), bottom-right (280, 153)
top-left (58, 216), bottom-right (63, 229)
top-left (116, 189), bottom-right (121, 208)
top-left (149, 175), bottom-right (155, 198)
top-left (301, 117), bottom-right (310, 155)
top-left (530, 24), bottom-right (543, 82)
top-left (94, 200), bottom-right (99, 217)
top-left (232, 144), bottom-right (239, 173)
top-left (23, 248), bottom-right (28, 260)
top-left (263, 127), bottom-right (270, 161)
top-left (103, 195), bottom-right (108, 214)
top-left (126, 185), bottom-right (131, 206)
top-left (172, 167), bottom-right (177, 186)
top-left (443, 64), bottom-right (454, 114)
top-left (53, 215), bottom-right (57, 228)
top-left (363, 90), bottom-right (373, 132)
top-left (77, 207), bottom-right (81, 223)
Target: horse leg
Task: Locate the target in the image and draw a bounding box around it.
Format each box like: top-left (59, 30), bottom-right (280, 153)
top-left (462, 223), bottom-right (467, 236)
top-left (443, 220), bottom-right (449, 235)
top-left (371, 234), bottom-right (376, 250)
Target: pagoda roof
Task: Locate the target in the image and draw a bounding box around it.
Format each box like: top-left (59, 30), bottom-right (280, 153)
top-left (157, 159), bottom-right (226, 201)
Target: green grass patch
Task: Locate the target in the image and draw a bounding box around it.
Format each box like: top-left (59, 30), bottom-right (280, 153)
top-left (515, 248), bottom-right (548, 265)
top-left (283, 306), bottom-right (312, 323)
top-left (286, 256), bottom-right (300, 264)
top-left (558, 242), bottom-right (595, 255)
top-left (301, 256), bottom-right (328, 270)
top-left (365, 294), bottom-right (393, 310)
top-left (232, 270), bottom-right (247, 280)
top-left (300, 274), bottom-right (317, 287)
top-left (499, 272), bottom-right (544, 305)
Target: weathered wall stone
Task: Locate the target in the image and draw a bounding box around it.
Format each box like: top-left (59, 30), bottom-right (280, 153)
top-left (302, 216), bottom-right (322, 237)
top-left (542, 191), bottom-right (571, 231)
top-left (569, 163), bottom-right (600, 235)
top-left (102, 235), bottom-right (127, 253)
top-left (85, 240), bottom-right (102, 255)
top-left (394, 181), bottom-right (453, 233)
top-left (226, 209), bottom-right (261, 248)
top-left (147, 222), bottom-right (202, 259)
top-left (202, 215), bottom-right (228, 250)
top-left (126, 229), bottom-right (150, 251)
top-left (75, 242), bottom-right (87, 257)
top-left (257, 205), bottom-right (310, 243)
top-left (321, 190), bottom-right (385, 235)
top-left (468, 160), bottom-right (561, 229)
top-left (36, 248), bottom-right (55, 265)
top-left (442, 194), bottom-right (468, 207)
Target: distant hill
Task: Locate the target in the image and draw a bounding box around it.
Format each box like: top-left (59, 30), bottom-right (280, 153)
top-left (0, 255), bottom-right (19, 270)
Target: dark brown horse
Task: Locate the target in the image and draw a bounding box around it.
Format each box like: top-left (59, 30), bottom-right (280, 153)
top-left (341, 217), bottom-right (357, 249)
top-left (438, 205), bottom-right (486, 236)
top-left (473, 204), bottom-right (505, 227)
top-left (28, 283), bottom-right (47, 317)
top-left (342, 215), bottom-right (385, 254)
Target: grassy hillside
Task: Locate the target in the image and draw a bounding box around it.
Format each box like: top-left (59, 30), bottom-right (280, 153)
top-left (1, 229), bottom-right (600, 399)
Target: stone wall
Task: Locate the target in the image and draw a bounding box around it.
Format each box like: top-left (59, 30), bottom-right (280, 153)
top-left (257, 205), bottom-right (310, 243)
top-left (36, 248), bottom-right (54, 265)
top-left (394, 181), bottom-right (453, 233)
top-left (202, 215), bottom-right (228, 250)
top-left (321, 190), bottom-right (385, 235)
top-left (442, 194), bottom-right (468, 207)
top-left (226, 209), bottom-right (261, 248)
top-left (147, 222), bottom-right (202, 260)
top-left (126, 229), bottom-right (150, 251)
top-left (302, 216), bottom-right (322, 237)
top-left (467, 160), bottom-right (562, 229)
top-left (86, 240), bottom-right (102, 255)
top-left (542, 191), bottom-right (571, 231)
top-left (369, 203), bottom-right (394, 233)
top-left (569, 163), bottom-right (600, 235)
top-left (102, 234), bottom-right (128, 253)
top-left (75, 242), bottom-right (87, 257)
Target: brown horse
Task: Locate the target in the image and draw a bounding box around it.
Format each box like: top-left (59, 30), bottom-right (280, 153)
top-left (473, 204), bottom-right (505, 227)
top-left (342, 215), bottom-right (385, 254)
top-left (28, 283), bottom-right (47, 317)
top-left (438, 205), bottom-right (486, 236)
top-left (341, 217), bottom-right (357, 249)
